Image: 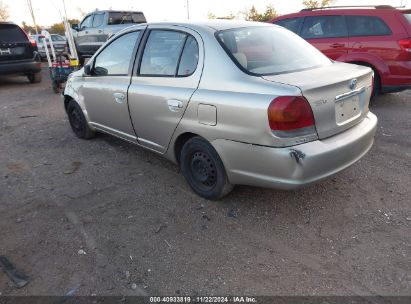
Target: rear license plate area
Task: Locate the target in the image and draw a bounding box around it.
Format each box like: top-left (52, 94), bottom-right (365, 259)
top-left (335, 94), bottom-right (361, 125)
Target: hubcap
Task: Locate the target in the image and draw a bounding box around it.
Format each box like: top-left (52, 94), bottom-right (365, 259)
top-left (70, 108), bottom-right (82, 131)
top-left (190, 151), bottom-right (217, 189)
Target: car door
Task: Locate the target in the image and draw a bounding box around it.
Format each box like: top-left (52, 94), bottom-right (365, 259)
top-left (76, 14), bottom-right (94, 54)
top-left (127, 26), bottom-right (203, 153)
top-left (86, 12), bottom-right (106, 54)
top-left (79, 29), bottom-right (144, 142)
top-left (300, 15), bottom-right (349, 60)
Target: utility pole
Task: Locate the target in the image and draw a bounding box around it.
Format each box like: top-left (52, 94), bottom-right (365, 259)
top-left (186, 0), bottom-right (190, 20)
top-left (27, 0), bottom-right (39, 34)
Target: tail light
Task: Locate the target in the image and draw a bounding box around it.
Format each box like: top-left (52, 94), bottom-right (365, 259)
top-left (24, 31), bottom-right (37, 47)
top-left (29, 38), bottom-right (37, 47)
top-left (399, 38), bottom-right (411, 52)
top-left (268, 96), bottom-right (315, 132)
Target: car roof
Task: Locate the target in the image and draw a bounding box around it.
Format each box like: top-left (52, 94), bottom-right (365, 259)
top-left (124, 20), bottom-right (271, 32)
top-left (92, 10), bottom-right (144, 14)
top-left (274, 5), bottom-right (404, 20)
top-left (0, 21), bottom-right (17, 26)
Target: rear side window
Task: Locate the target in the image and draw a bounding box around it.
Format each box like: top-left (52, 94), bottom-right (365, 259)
top-left (347, 16), bottom-right (392, 37)
top-left (108, 12), bottom-right (146, 25)
top-left (301, 16), bottom-right (347, 39)
top-left (140, 30), bottom-right (187, 76)
top-left (93, 31), bottom-right (140, 76)
top-left (274, 18), bottom-right (303, 34)
top-left (177, 36), bottom-right (199, 76)
top-left (93, 14), bottom-right (105, 27)
top-left (403, 14), bottom-right (411, 25)
top-left (0, 24), bottom-right (28, 42)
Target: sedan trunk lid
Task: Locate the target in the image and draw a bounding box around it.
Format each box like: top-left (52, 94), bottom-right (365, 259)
top-left (262, 62), bottom-right (373, 139)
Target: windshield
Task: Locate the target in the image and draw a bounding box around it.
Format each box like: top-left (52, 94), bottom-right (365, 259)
top-left (216, 26), bottom-right (332, 76)
top-left (404, 14), bottom-right (411, 25)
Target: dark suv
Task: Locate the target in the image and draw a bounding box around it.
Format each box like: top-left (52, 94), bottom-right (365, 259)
top-left (273, 6), bottom-right (411, 95)
top-left (0, 22), bottom-right (42, 83)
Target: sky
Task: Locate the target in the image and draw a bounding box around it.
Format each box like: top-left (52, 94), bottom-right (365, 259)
top-left (4, 0), bottom-right (410, 26)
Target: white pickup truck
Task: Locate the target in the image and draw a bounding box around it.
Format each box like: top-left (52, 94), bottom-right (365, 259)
top-left (71, 10), bottom-right (146, 64)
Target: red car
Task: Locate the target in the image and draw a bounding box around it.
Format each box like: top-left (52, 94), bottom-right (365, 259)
top-left (272, 5), bottom-right (411, 96)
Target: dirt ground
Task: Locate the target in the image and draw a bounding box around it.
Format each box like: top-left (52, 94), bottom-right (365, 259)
top-left (0, 67), bottom-right (410, 297)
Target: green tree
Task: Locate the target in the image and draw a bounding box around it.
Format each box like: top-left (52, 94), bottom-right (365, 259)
top-left (302, 0), bottom-right (336, 9)
top-left (0, 0), bottom-right (9, 21)
top-left (48, 22), bottom-right (65, 35)
top-left (245, 5), bottom-right (278, 22)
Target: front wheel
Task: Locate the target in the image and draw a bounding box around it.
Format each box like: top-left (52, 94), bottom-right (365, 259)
top-left (27, 72), bottom-right (42, 83)
top-left (180, 137), bottom-right (233, 200)
top-left (67, 100), bottom-right (95, 139)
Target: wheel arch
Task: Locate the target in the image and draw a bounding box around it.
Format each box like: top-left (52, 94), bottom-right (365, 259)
top-left (173, 132), bottom-right (200, 164)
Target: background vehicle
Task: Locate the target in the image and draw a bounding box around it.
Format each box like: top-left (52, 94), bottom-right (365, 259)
top-left (0, 22), bottom-right (42, 83)
top-left (63, 21), bottom-right (377, 200)
top-left (71, 10), bottom-right (146, 64)
top-left (273, 5), bottom-right (411, 96)
top-left (31, 34), bottom-right (66, 60)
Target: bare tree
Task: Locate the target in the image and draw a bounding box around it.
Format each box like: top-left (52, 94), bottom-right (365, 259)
top-left (0, 0), bottom-right (10, 21)
top-left (302, 0), bottom-right (336, 9)
top-left (76, 6), bottom-right (86, 18)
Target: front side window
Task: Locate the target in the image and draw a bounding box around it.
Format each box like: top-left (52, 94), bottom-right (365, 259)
top-left (217, 26), bottom-right (331, 76)
top-left (140, 30), bottom-right (187, 76)
top-left (80, 15), bottom-right (93, 29)
top-left (93, 31), bottom-right (140, 76)
top-left (347, 16), bottom-right (392, 37)
top-left (93, 14), bottom-right (105, 27)
top-left (301, 16), bottom-right (348, 39)
top-left (274, 18), bottom-right (303, 34)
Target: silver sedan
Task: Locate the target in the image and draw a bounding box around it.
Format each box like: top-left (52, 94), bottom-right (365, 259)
top-left (63, 21), bottom-right (377, 200)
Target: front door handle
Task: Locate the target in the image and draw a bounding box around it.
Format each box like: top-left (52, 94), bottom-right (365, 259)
top-left (85, 31), bottom-right (89, 34)
top-left (167, 99), bottom-right (183, 112)
top-left (114, 92), bottom-right (126, 103)
top-left (330, 43), bottom-right (345, 48)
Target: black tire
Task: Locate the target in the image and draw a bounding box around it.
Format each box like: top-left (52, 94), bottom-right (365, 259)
top-left (27, 72), bottom-right (42, 83)
top-left (67, 100), bottom-right (95, 139)
top-left (371, 68), bottom-right (381, 99)
top-left (78, 55), bottom-right (85, 66)
top-left (180, 137), bottom-right (233, 200)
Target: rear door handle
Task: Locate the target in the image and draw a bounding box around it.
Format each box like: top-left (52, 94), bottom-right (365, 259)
top-left (114, 92), bottom-right (126, 103)
top-left (85, 31), bottom-right (89, 34)
top-left (330, 43), bottom-right (345, 48)
top-left (167, 99), bottom-right (183, 112)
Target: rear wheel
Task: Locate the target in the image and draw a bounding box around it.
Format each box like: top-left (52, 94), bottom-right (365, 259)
top-left (67, 100), bottom-right (95, 139)
top-left (353, 63), bottom-right (380, 99)
top-left (27, 72), bottom-right (42, 83)
top-left (180, 137), bottom-right (233, 200)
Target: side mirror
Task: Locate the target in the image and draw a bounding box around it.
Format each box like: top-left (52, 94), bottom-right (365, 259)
top-left (71, 24), bottom-right (79, 31)
top-left (83, 64), bottom-right (92, 76)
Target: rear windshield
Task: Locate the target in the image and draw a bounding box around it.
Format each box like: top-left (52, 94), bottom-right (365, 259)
top-left (108, 12), bottom-right (146, 25)
top-left (216, 26), bottom-right (331, 76)
top-left (0, 24), bottom-right (28, 43)
top-left (404, 14), bottom-right (411, 25)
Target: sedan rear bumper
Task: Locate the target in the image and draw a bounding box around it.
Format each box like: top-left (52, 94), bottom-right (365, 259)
top-left (212, 112), bottom-right (378, 190)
